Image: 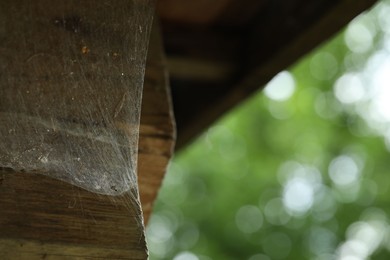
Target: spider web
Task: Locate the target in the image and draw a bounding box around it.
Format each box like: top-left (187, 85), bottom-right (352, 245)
top-left (0, 0), bottom-right (155, 195)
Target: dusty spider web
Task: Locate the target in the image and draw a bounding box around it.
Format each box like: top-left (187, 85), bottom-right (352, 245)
top-left (0, 0), bottom-right (154, 196)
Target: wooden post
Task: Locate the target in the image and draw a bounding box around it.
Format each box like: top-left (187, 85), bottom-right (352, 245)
top-left (0, 1), bottom-right (175, 259)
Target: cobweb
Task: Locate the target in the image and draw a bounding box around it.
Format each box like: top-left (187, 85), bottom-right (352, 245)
top-left (0, 0), bottom-right (155, 195)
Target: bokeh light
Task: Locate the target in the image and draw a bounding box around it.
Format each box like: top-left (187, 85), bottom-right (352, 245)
top-left (344, 15), bottom-right (375, 54)
top-left (264, 71), bottom-right (296, 101)
top-left (333, 73), bottom-right (365, 104)
top-left (173, 251), bottom-right (199, 260)
top-left (328, 155), bottom-right (361, 187)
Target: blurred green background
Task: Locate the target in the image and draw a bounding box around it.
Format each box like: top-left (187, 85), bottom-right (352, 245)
top-left (147, 1), bottom-right (390, 259)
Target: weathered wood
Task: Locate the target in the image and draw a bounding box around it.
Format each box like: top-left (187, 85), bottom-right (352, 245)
top-left (0, 4), bottom-right (175, 260)
top-left (0, 171), bottom-right (147, 260)
top-left (139, 19), bottom-right (176, 223)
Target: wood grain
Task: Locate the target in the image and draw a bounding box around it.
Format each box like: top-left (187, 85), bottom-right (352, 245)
top-left (0, 3), bottom-right (175, 260)
top-left (139, 18), bottom-right (176, 224)
top-left (0, 171), bottom-right (146, 260)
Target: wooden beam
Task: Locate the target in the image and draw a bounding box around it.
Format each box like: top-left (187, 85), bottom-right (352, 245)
top-left (174, 0), bottom-right (378, 148)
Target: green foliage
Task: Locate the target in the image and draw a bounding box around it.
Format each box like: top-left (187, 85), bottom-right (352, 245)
top-left (148, 1), bottom-right (390, 259)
